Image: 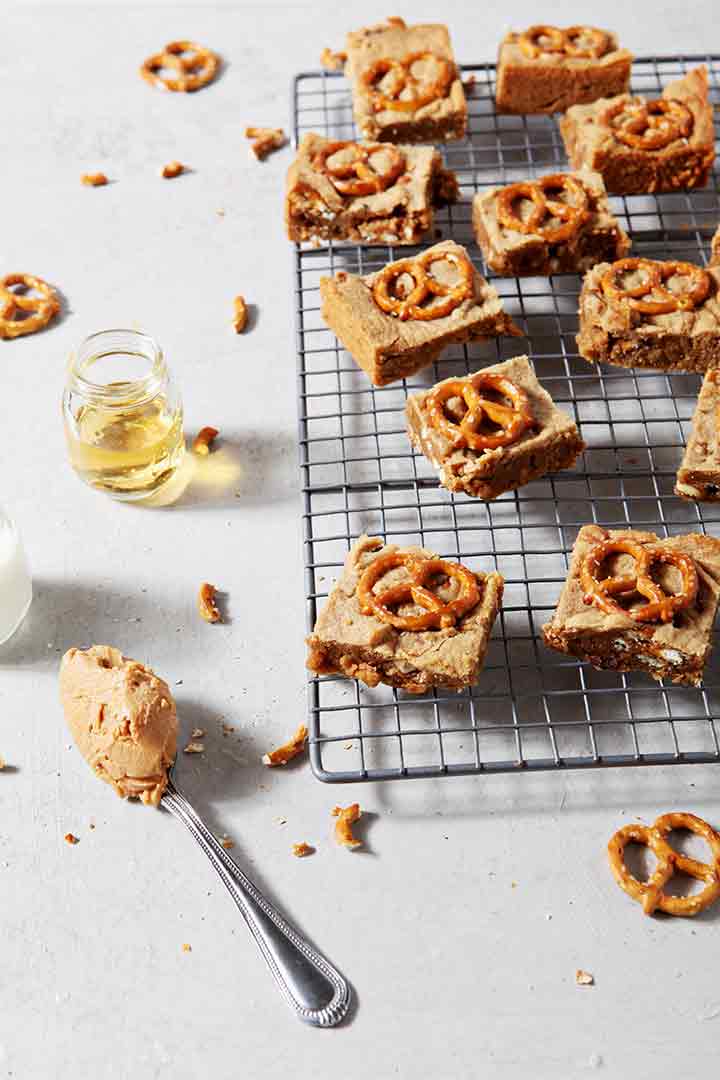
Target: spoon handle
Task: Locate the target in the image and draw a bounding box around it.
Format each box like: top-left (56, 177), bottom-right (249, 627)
top-left (162, 779), bottom-right (351, 1027)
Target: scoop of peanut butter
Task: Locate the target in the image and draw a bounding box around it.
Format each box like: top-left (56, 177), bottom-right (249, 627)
top-left (59, 645), bottom-right (178, 806)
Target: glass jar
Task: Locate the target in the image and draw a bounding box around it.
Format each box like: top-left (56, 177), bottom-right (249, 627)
top-left (0, 507), bottom-right (32, 645)
top-left (62, 329), bottom-right (185, 501)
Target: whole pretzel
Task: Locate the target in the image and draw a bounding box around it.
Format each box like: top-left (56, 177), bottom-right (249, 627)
top-left (518, 25), bottom-right (610, 60)
top-left (0, 273), bottom-right (60, 340)
top-left (140, 41), bottom-right (219, 92)
top-left (426, 373), bottom-right (534, 451)
top-left (361, 52), bottom-right (454, 114)
top-left (496, 174), bottom-right (590, 244)
top-left (608, 812), bottom-right (720, 916)
top-left (605, 97), bottom-right (693, 150)
top-left (357, 551), bottom-right (480, 631)
top-left (313, 141), bottom-right (406, 196)
top-left (600, 257), bottom-right (711, 316)
top-left (581, 537), bottom-right (698, 623)
top-left (372, 249), bottom-right (474, 321)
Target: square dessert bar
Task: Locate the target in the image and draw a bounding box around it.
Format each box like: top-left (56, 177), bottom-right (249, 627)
top-left (712, 225), bottom-right (720, 266)
top-left (560, 66), bottom-right (715, 195)
top-left (542, 525), bottom-right (720, 685)
top-left (577, 257), bottom-right (720, 372)
top-left (406, 355), bottom-right (584, 499)
top-left (306, 534), bottom-right (504, 693)
top-left (675, 369), bottom-right (720, 501)
top-left (472, 169), bottom-right (630, 277)
top-left (495, 24), bottom-right (632, 115)
top-left (345, 18), bottom-right (466, 144)
top-left (285, 134), bottom-right (458, 246)
top-left (319, 240), bottom-right (521, 387)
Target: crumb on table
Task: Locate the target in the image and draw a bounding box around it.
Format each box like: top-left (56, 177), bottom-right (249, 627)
top-left (81, 173), bottom-right (108, 187)
top-left (161, 161), bottom-right (185, 179)
top-left (198, 582), bottom-right (222, 623)
top-left (332, 804), bottom-right (363, 849)
top-left (192, 426), bottom-right (219, 455)
top-left (262, 724), bottom-right (308, 766)
top-left (245, 126), bottom-right (286, 161)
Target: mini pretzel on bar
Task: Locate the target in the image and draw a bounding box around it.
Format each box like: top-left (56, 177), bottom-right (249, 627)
top-left (357, 548), bottom-right (480, 631)
top-left (496, 174), bottom-right (590, 244)
top-left (581, 537), bottom-right (699, 623)
top-left (140, 41), bottom-right (219, 92)
top-left (518, 25), bottom-right (610, 60)
top-left (372, 248), bottom-right (474, 321)
top-left (313, 141), bottom-right (406, 197)
top-left (0, 273), bottom-right (60, 340)
top-left (605, 97), bottom-right (693, 151)
top-left (426, 373), bottom-right (534, 451)
top-left (361, 52), bottom-right (454, 114)
top-left (600, 257), bottom-right (711, 316)
top-left (608, 812), bottom-right (720, 916)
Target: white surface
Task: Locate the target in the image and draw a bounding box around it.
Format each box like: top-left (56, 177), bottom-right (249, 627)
top-left (2, 3), bottom-right (720, 1078)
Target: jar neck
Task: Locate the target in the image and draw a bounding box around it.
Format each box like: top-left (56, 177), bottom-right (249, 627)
top-left (67, 329), bottom-right (168, 407)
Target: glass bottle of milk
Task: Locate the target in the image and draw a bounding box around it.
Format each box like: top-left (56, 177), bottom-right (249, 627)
top-left (0, 507), bottom-right (32, 645)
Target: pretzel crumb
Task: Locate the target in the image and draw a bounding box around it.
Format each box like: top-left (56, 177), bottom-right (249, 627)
top-left (220, 835), bottom-right (235, 850)
top-left (387, 16), bottom-right (406, 28)
top-left (182, 943), bottom-right (192, 953)
top-left (221, 722), bottom-right (236, 736)
top-left (184, 741), bottom-right (205, 754)
top-left (192, 426), bottom-right (219, 455)
top-left (198, 582), bottom-right (222, 623)
top-left (191, 727), bottom-right (205, 739)
top-left (320, 47), bottom-right (347, 72)
top-left (81, 173), bottom-right (108, 187)
top-left (161, 160), bottom-right (185, 179)
top-left (64, 833), bottom-right (79, 845)
top-left (233, 295), bottom-right (248, 333)
top-left (332, 804), bottom-right (362, 849)
top-left (245, 126), bottom-right (287, 161)
top-left (576, 970), bottom-right (594, 987)
top-left (262, 724), bottom-right (308, 766)
top-left (292, 842), bottom-right (315, 858)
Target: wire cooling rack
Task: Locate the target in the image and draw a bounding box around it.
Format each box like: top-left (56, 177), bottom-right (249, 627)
top-left (292, 54), bottom-right (720, 783)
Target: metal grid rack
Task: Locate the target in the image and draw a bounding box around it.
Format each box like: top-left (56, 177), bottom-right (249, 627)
top-left (292, 55), bottom-right (720, 783)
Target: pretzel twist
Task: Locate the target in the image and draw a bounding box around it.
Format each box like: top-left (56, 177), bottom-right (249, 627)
top-left (313, 141), bottom-right (406, 196)
top-left (140, 41), bottom-right (219, 92)
top-left (357, 551), bottom-right (480, 631)
top-left (372, 249), bottom-right (474, 321)
top-left (496, 174), bottom-right (590, 244)
top-left (600, 257), bottom-right (711, 315)
top-left (0, 273), bottom-right (60, 340)
top-left (426, 373), bottom-right (534, 451)
top-left (518, 25), bottom-right (610, 60)
top-left (608, 812), bottom-right (720, 916)
top-left (580, 538), bottom-right (698, 623)
top-left (605, 97), bottom-right (693, 150)
top-left (361, 51), bottom-right (454, 114)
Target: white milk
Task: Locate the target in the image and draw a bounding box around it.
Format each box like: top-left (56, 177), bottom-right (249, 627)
top-left (0, 509), bottom-right (32, 645)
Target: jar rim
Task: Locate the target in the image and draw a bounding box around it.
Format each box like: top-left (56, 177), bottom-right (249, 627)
top-left (67, 328), bottom-right (166, 405)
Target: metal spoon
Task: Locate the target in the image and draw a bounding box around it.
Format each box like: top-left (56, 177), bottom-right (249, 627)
top-left (162, 768), bottom-right (351, 1027)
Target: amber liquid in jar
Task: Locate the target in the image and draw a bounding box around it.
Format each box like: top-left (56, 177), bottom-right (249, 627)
top-left (63, 330), bottom-right (185, 500)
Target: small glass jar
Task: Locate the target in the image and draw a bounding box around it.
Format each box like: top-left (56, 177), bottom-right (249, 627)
top-left (63, 329), bottom-right (185, 501)
top-left (0, 507), bottom-right (32, 646)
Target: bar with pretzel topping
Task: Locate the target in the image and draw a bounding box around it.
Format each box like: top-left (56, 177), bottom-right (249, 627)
top-left (319, 240), bottom-right (521, 386)
top-left (406, 355), bottom-right (584, 499)
top-left (542, 525), bottom-right (720, 685)
top-left (495, 24), bottom-right (631, 115)
top-left (284, 133), bottom-right (458, 245)
top-left (675, 369), bottom-right (720, 502)
top-left (560, 66), bottom-right (715, 195)
top-left (577, 256), bottom-right (720, 372)
top-left (345, 19), bottom-right (466, 144)
top-left (306, 535), bottom-right (504, 693)
top-left (472, 169), bottom-right (629, 277)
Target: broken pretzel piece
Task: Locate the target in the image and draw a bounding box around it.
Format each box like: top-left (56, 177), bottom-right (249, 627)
top-left (292, 842), bottom-right (315, 858)
top-left (192, 426), bottom-right (219, 455)
top-left (183, 740), bottom-right (205, 754)
top-left (64, 833), bottom-right (79, 845)
top-left (262, 724), bottom-right (308, 767)
top-left (332, 803), bottom-right (362, 849)
top-left (320, 47), bottom-right (347, 72)
top-left (198, 582), bottom-right (222, 623)
top-left (245, 126), bottom-right (287, 161)
top-left (233, 295), bottom-right (248, 333)
top-left (81, 173), bottom-right (109, 187)
top-left (161, 161), bottom-right (185, 179)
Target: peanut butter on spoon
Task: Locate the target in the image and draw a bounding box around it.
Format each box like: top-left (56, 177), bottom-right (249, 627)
top-left (59, 645), bottom-right (178, 806)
